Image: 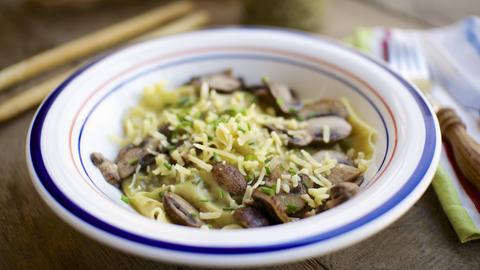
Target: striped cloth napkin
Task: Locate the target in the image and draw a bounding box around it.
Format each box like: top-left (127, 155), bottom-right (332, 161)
top-left (348, 17), bottom-right (480, 243)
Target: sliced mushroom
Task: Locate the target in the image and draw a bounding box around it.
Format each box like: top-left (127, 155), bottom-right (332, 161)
top-left (211, 163), bottom-right (247, 196)
top-left (327, 163), bottom-right (362, 185)
top-left (306, 116), bottom-right (352, 144)
top-left (265, 81), bottom-right (303, 114)
top-left (264, 124), bottom-right (313, 147)
top-left (162, 192), bottom-right (203, 228)
top-left (312, 150), bottom-right (354, 166)
top-left (298, 99), bottom-right (348, 120)
top-left (233, 207), bottom-right (270, 228)
top-left (263, 166), bottom-right (282, 188)
top-left (300, 173), bottom-right (316, 189)
top-left (277, 194), bottom-right (307, 216)
top-left (115, 136), bottom-right (163, 179)
top-left (252, 190), bottom-right (289, 224)
top-left (325, 182), bottom-right (359, 209)
top-left (190, 69), bottom-right (243, 93)
top-left (287, 129), bottom-right (314, 147)
top-left (90, 152), bottom-right (120, 186)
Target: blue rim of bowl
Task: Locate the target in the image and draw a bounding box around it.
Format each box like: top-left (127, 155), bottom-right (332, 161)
top-left (28, 28), bottom-right (438, 255)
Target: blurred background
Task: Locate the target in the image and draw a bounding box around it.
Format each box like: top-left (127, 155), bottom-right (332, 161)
top-left (2, 0), bottom-right (480, 69)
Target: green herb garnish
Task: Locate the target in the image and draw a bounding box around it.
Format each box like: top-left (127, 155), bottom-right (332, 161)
top-left (177, 96), bottom-right (194, 107)
top-left (247, 174), bottom-right (255, 183)
top-left (245, 154), bottom-right (256, 161)
top-left (207, 135), bottom-right (214, 140)
top-left (238, 126), bottom-right (246, 133)
top-left (286, 204), bottom-right (298, 214)
top-left (121, 195), bottom-right (129, 204)
top-left (190, 212), bottom-right (198, 218)
top-left (276, 97), bottom-right (285, 106)
top-left (163, 162), bottom-right (172, 170)
top-left (288, 168), bottom-right (296, 175)
top-left (212, 153), bottom-right (221, 162)
top-left (127, 157), bottom-right (139, 165)
top-left (223, 207), bottom-right (235, 212)
top-left (248, 141), bottom-right (255, 146)
top-left (288, 108), bottom-right (297, 114)
top-left (260, 186), bottom-right (275, 196)
top-left (225, 108), bottom-right (237, 116)
top-left (218, 188), bottom-right (225, 199)
top-left (265, 166), bottom-right (271, 175)
top-left (193, 177), bottom-right (202, 185)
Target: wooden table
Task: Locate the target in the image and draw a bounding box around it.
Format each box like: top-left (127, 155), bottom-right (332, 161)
top-left (1, 0), bottom-right (479, 269)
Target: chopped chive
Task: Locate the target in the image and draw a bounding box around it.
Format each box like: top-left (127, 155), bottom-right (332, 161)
top-left (239, 108), bottom-right (247, 115)
top-left (159, 191), bottom-right (165, 199)
top-left (286, 204), bottom-right (298, 214)
top-left (177, 96), bottom-right (193, 107)
top-left (248, 141), bottom-right (255, 146)
top-left (247, 174), bottom-right (255, 183)
top-left (288, 168), bottom-right (296, 175)
top-left (194, 112), bottom-right (203, 118)
top-left (213, 153), bottom-right (221, 162)
top-left (288, 108), bottom-right (297, 114)
top-left (260, 186), bottom-right (275, 196)
top-left (127, 157), bottom-right (139, 165)
top-left (302, 181), bottom-right (309, 189)
top-left (265, 166), bottom-right (271, 175)
top-left (225, 108), bottom-right (237, 116)
top-left (190, 212), bottom-right (198, 218)
top-left (198, 198), bottom-right (209, 202)
top-left (180, 120), bottom-right (192, 127)
top-left (246, 122), bottom-right (251, 130)
top-left (245, 154), bottom-right (256, 161)
top-left (121, 195), bottom-right (129, 204)
top-left (193, 177), bottom-right (202, 185)
top-left (207, 135), bottom-right (214, 140)
top-left (165, 144), bottom-right (175, 151)
top-left (223, 207), bottom-right (235, 212)
top-left (238, 127), bottom-right (246, 133)
top-left (218, 188), bottom-right (225, 199)
top-left (163, 162), bottom-right (172, 170)
top-left (276, 97), bottom-right (285, 106)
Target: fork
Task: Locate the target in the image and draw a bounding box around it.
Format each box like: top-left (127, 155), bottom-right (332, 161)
top-left (388, 30), bottom-right (480, 190)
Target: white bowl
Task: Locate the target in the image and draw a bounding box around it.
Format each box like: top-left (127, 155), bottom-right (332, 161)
top-left (26, 28), bottom-right (441, 267)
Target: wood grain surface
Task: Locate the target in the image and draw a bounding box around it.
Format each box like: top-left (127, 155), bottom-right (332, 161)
top-left (1, 0), bottom-right (479, 269)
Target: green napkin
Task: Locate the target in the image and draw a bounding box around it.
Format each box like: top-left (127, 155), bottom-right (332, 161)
top-left (347, 29), bottom-right (480, 243)
top-left (432, 167), bottom-right (480, 242)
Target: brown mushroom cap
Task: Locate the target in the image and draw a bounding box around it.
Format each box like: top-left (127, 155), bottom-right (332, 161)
top-left (298, 99), bottom-right (348, 120)
top-left (312, 150), bottom-right (354, 166)
top-left (90, 152), bottom-right (120, 186)
top-left (252, 190), bottom-right (289, 224)
top-left (211, 163), bottom-right (247, 196)
top-left (325, 182), bottom-right (359, 209)
top-left (162, 192), bottom-right (204, 228)
top-left (265, 81), bottom-right (303, 114)
top-left (306, 116), bottom-right (352, 144)
top-left (233, 207), bottom-right (270, 228)
top-left (287, 129), bottom-right (314, 147)
top-left (115, 136), bottom-right (163, 178)
top-left (277, 194), bottom-right (307, 215)
top-left (190, 69), bottom-right (243, 93)
top-left (327, 164), bottom-right (362, 185)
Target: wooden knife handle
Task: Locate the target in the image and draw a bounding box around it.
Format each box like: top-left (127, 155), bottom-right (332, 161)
top-left (437, 108), bottom-right (480, 190)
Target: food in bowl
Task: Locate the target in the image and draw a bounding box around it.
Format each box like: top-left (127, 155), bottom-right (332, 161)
top-left (90, 69), bottom-right (376, 229)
